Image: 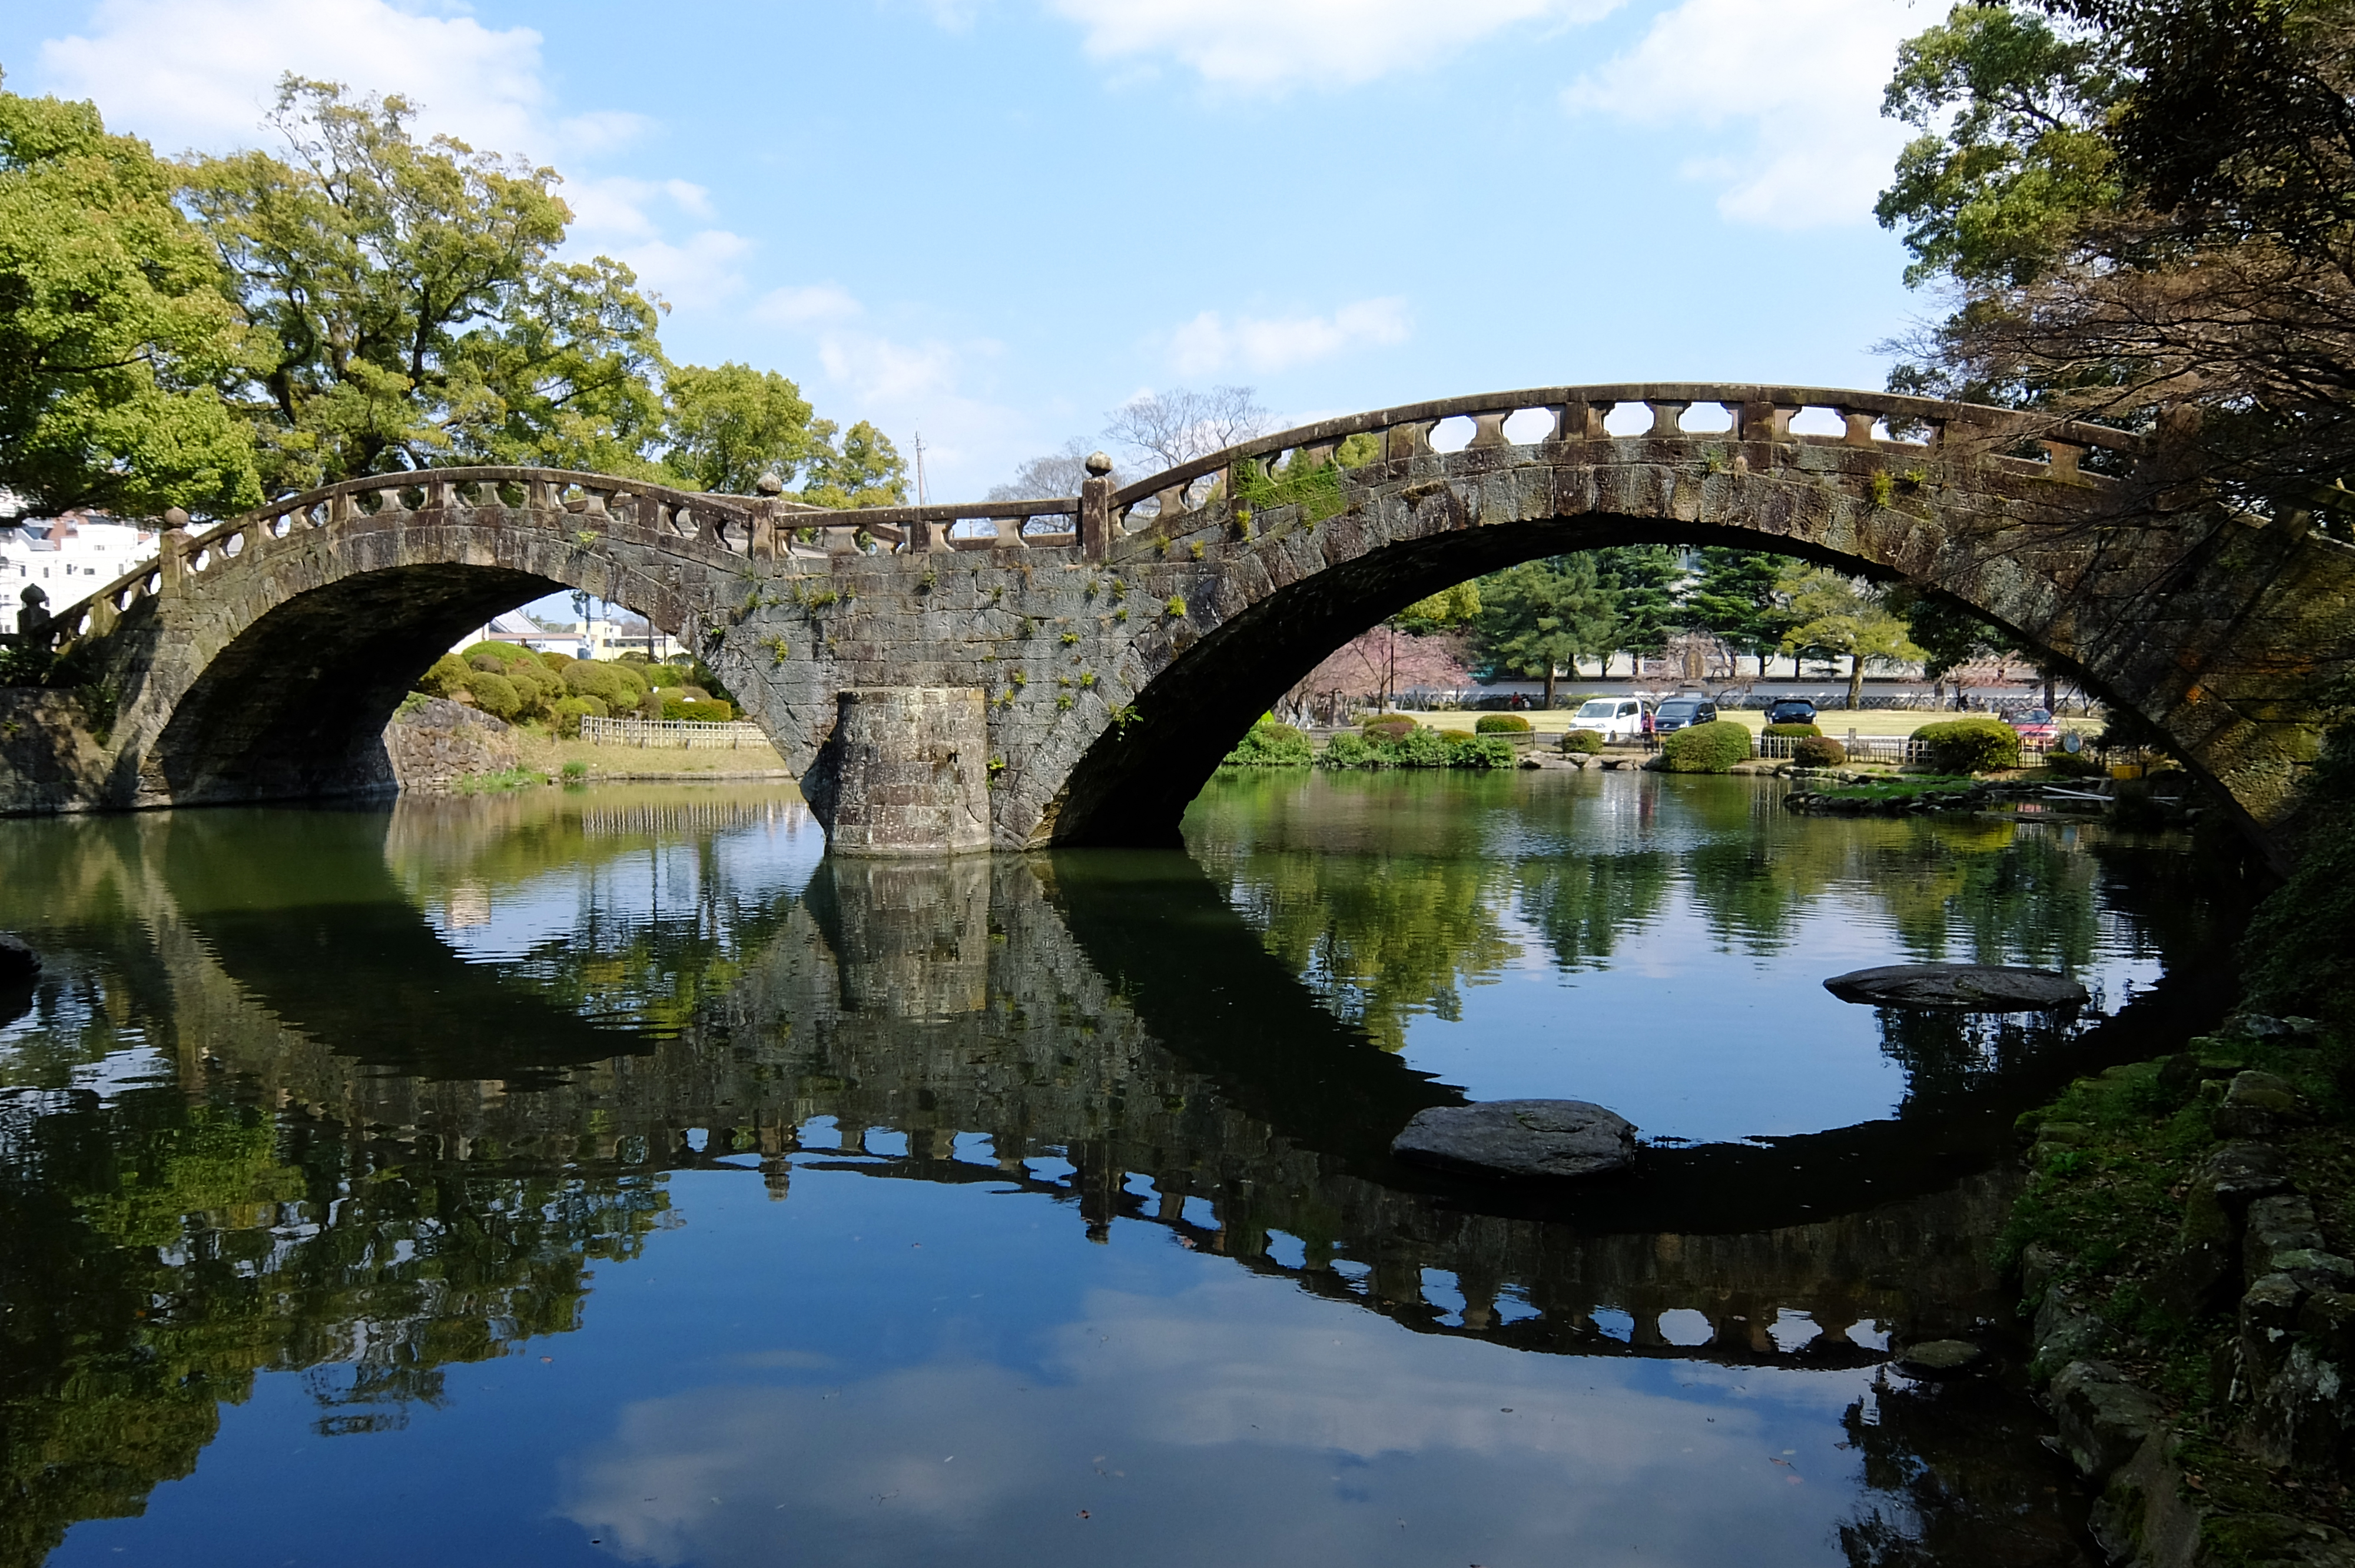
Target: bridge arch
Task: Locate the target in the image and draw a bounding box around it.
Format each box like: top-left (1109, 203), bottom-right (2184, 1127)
top-left (29, 469), bottom-right (800, 807)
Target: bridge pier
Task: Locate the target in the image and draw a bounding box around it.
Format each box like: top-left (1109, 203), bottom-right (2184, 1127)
top-left (802, 687), bottom-right (992, 856)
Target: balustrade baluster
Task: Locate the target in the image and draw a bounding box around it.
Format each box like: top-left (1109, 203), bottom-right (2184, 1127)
top-left (2042, 440), bottom-right (2083, 479)
top-left (1305, 439), bottom-right (1338, 469)
top-left (1647, 401), bottom-right (1690, 437)
top-left (1468, 411), bottom-right (1511, 449)
top-left (1383, 421), bottom-right (1434, 459)
top-left (1836, 408), bottom-right (1879, 447)
top-left (990, 517), bottom-right (1027, 549)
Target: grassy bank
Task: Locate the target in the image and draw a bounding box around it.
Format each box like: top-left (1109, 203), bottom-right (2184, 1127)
top-left (2001, 730), bottom-right (2355, 1560)
top-left (508, 729), bottom-right (792, 780)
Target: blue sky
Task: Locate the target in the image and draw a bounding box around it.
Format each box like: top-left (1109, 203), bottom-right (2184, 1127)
top-left (3, 0), bottom-right (1945, 498)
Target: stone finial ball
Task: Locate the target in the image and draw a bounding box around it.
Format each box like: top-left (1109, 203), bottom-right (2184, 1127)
top-left (755, 472), bottom-right (785, 495)
top-left (1084, 451), bottom-right (1114, 477)
top-left (163, 507), bottom-right (190, 528)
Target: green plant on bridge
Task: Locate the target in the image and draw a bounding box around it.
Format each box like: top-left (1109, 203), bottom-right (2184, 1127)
top-left (1234, 453), bottom-right (1348, 523)
top-left (1165, 596), bottom-right (1187, 618)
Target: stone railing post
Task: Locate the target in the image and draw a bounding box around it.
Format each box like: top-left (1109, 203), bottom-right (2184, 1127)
top-left (751, 473), bottom-right (784, 559)
top-left (158, 507), bottom-right (192, 596)
top-left (1079, 451), bottom-right (1115, 560)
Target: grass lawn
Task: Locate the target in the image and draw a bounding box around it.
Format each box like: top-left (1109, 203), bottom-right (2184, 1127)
top-left (510, 730), bottom-right (791, 779)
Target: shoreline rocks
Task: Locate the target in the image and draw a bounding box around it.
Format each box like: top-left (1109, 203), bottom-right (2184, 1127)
top-left (1823, 962), bottom-right (2089, 1012)
top-left (0, 932), bottom-right (38, 988)
top-left (1391, 1099), bottom-right (1636, 1179)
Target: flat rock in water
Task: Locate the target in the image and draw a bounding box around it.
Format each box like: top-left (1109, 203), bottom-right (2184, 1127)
top-left (0, 933), bottom-right (38, 988)
top-left (1895, 1339), bottom-right (1985, 1376)
top-left (1392, 1100), bottom-right (1636, 1179)
top-left (1823, 963), bottom-right (2087, 1012)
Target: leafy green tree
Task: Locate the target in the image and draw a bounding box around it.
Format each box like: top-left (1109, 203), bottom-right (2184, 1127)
top-left (1591, 546), bottom-right (1685, 672)
top-left (1393, 580), bottom-right (1481, 634)
top-left (1682, 547), bottom-right (1794, 676)
top-left (1877, 1), bottom-right (2355, 533)
top-left (658, 361), bottom-right (818, 494)
top-left (1475, 556), bottom-right (1618, 706)
top-left (1777, 564), bottom-right (1925, 709)
top-left (798, 418), bottom-right (908, 509)
top-left (184, 77), bottom-right (668, 491)
top-left (0, 78), bottom-right (260, 517)
top-left (1877, 5), bottom-right (2122, 288)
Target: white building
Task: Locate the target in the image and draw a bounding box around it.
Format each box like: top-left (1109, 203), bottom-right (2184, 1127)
top-left (453, 608), bottom-right (675, 662)
top-left (1, 512), bottom-right (159, 633)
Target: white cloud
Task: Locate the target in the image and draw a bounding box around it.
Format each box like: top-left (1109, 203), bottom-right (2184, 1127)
top-left (1045, 0), bottom-right (1623, 92)
top-left (1563, 0), bottom-right (1924, 228)
top-left (560, 1280), bottom-right (1868, 1566)
top-left (1167, 297), bottom-right (1412, 376)
top-left (755, 285), bottom-right (866, 328)
top-left (35, 0), bottom-right (555, 158)
top-left (561, 178), bottom-right (754, 312)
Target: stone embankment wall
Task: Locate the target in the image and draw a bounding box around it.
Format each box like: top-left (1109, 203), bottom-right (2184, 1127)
top-left (384, 697), bottom-right (517, 790)
top-left (0, 690), bottom-right (114, 815)
top-left (2022, 1019), bottom-right (2355, 1567)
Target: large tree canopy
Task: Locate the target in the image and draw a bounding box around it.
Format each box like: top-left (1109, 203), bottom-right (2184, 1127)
top-left (0, 75), bottom-right (260, 517)
top-left (1879, 0), bottom-right (2355, 536)
top-left (0, 74), bottom-right (904, 521)
top-left (184, 78), bottom-right (668, 491)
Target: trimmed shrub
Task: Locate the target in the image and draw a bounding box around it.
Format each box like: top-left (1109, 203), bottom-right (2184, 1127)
top-left (1393, 727), bottom-right (1454, 768)
top-left (1362, 714), bottom-right (1418, 742)
top-left (662, 697), bottom-right (735, 723)
top-left (538, 650), bottom-right (575, 671)
top-left (1762, 722), bottom-right (1822, 739)
top-left (1475, 713), bottom-right (1532, 734)
top-left (416, 653), bottom-right (470, 699)
top-left (1448, 733), bottom-right (1518, 769)
top-left (1793, 735), bottom-right (1847, 768)
top-left (1912, 717), bottom-right (2021, 773)
top-left (469, 654), bottom-right (510, 674)
top-left (1561, 729), bottom-right (1605, 755)
top-left (564, 660), bottom-right (637, 707)
top-left (1659, 718), bottom-right (1753, 773)
top-left (461, 640), bottom-right (535, 667)
top-left (551, 695), bottom-right (605, 738)
top-left (1223, 720), bottom-right (1315, 766)
top-left (465, 670), bottom-right (521, 719)
top-left (1321, 731), bottom-right (1375, 767)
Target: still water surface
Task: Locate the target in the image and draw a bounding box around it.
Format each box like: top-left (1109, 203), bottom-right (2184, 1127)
top-left (0, 769), bottom-right (2237, 1567)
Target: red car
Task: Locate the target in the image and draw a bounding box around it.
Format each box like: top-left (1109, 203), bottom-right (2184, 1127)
top-left (2005, 707), bottom-right (2060, 743)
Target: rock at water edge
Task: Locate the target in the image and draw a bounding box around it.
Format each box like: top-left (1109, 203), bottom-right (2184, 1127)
top-left (1392, 1099), bottom-right (1636, 1179)
top-left (0, 932), bottom-right (37, 987)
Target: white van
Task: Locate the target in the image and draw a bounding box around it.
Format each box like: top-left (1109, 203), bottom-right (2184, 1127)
top-left (1570, 697), bottom-right (1651, 742)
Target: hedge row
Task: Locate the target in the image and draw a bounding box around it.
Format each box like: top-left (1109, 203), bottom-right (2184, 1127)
top-left (1217, 720), bottom-right (1514, 769)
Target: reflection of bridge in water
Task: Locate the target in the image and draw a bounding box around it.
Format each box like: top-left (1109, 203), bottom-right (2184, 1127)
top-left (68, 801), bottom-right (2234, 1372)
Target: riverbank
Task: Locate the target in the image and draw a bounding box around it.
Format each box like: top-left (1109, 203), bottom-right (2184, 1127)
top-left (2002, 735), bottom-right (2355, 1567)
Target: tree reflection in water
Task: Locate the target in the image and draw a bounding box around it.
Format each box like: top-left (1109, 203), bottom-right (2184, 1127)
top-left (0, 776), bottom-right (2220, 1567)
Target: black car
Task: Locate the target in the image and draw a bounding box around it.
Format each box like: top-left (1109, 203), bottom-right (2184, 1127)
top-left (1653, 696), bottom-right (1719, 734)
top-left (1764, 698), bottom-right (1817, 725)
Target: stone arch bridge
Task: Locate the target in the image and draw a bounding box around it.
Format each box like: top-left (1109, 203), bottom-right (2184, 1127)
top-left (8, 382), bottom-right (2352, 858)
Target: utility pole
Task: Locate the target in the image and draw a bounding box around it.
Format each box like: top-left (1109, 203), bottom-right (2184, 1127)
top-left (913, 431), bottom-right (928, 509)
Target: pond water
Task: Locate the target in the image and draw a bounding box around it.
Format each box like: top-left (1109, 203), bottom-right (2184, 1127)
top-left (0, 770), bottom-right (2241, 1568)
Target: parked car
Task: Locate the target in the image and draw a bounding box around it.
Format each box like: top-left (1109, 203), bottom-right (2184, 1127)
top-left (1570, 696), bottom-right (1651, 742)
top-left (2005, 707), bottom-right (2059, 743)
top-left (1764, 698), bottom-right (1817, 726)
top-left (1652, 696), bottom-right (1719, 735)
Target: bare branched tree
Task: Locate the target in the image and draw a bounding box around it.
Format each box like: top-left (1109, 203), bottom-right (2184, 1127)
top-left (986, 439), bottom-right (1120, 502)
top-left (1103, 386), bottom-right (1271, 473)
